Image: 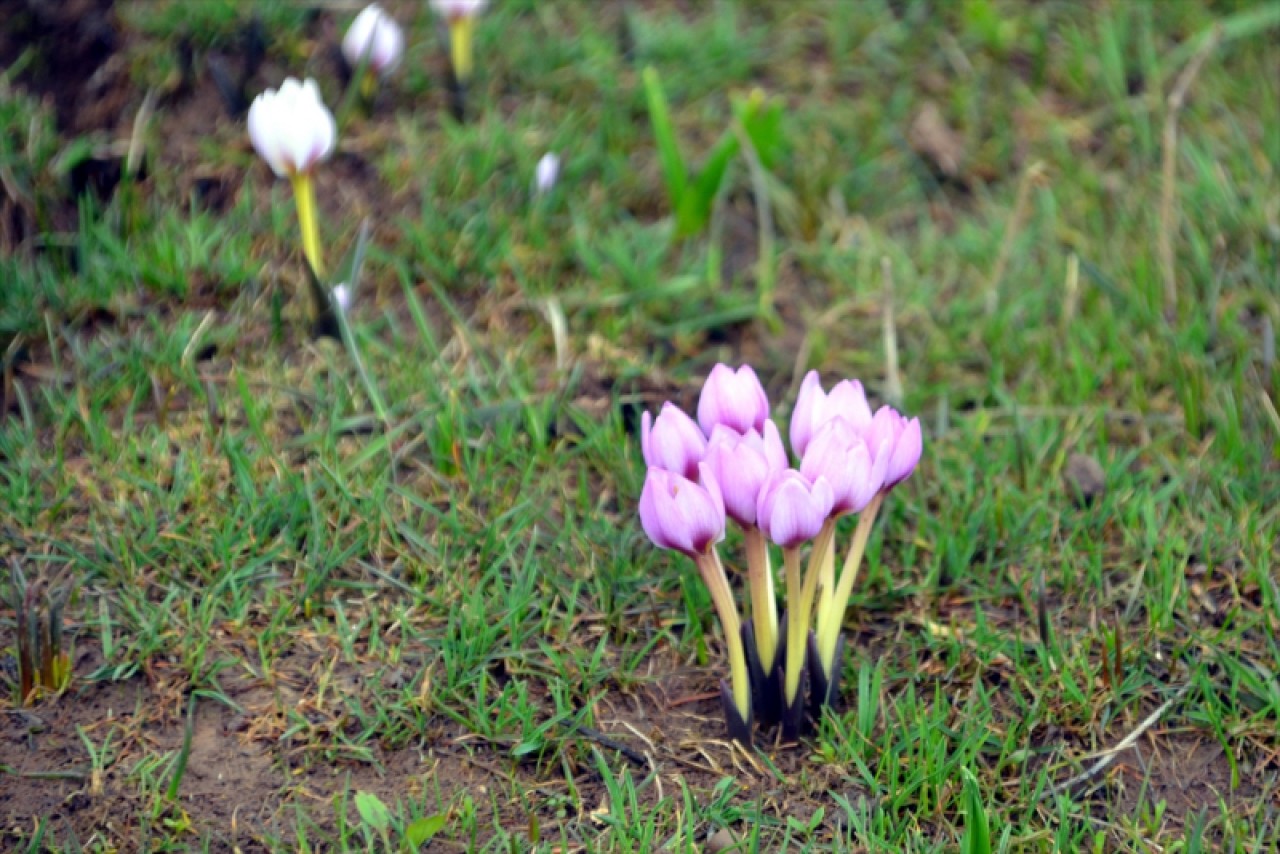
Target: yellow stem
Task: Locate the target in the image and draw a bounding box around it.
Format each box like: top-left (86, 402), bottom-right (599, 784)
top-left (782, 521), bottom-right (836, 699)
top-left (290, 174), bottom-right (323, 278)
top-left (816, 492), bottom-right (885, 667)
top-left (360, 69), bottom-right (378, 102)
top-left (744, 526), bottom-right (777, 672)
top-left (811, 517), bottom-right (838, 625)
top-left (695, 548), bottom-right (750, 722)
top-left (449, 16), bottom-right (476, 82)
top-left (782, 547), bottom-right (806, 702)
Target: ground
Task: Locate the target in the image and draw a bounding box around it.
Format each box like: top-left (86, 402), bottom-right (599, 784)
top-left (1, 0), bottom-right (1279, 851)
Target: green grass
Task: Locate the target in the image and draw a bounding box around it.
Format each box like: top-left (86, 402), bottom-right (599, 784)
top-left (2, 0), bottom-right (1279, 850)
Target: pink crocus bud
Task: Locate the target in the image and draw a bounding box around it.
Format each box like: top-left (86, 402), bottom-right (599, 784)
top-left (756, 469), bottom-right (835, 548)
top-left (789, 370), bottom-right (874, 458)
top-left (800, 418), bottom-right (888, 515)
top-left (641, 402), bottom-right (707, 480)
top-left (638, 464), bottom-right (726, 557)
top-left (697, 364), bottom-right (770, 436)
top-left (701, 421), bottom-right (788, 526)
top-left (864, 406), bottom-right (923, 489)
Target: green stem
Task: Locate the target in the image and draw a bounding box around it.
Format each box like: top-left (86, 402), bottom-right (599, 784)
top-left (694, 548), bottom-right (750, 722)
top-left (743, 526), bottom-right (777, 672)
top-left (816, 492), bottom-right (885, 669)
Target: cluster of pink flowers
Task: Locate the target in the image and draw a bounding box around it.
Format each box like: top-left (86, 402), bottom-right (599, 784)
top-left (638, 364), bottom-right (922, 745)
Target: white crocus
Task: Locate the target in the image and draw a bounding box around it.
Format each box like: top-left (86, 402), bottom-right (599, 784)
top-left (247, 78), bottom-right (336, 178)
top-left (534, 152), bottom-right (560, 195)
top-left (247, 78), bottom-right (336, 277)
top-left (343, 4), bottom-right (405, 77)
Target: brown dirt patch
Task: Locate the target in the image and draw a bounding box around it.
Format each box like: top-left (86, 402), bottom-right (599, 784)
top-left (1, 635), bottom-right (854, 850)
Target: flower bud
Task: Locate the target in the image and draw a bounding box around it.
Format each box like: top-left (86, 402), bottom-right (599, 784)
top-left (638, 464), bottom-right (726, 557)
top-left (641, 402), bottom-right (707, 481)
top-left (534, 152), bottom-right (560, 195)
top-left (789, 370), bottom-right (873, 458)
top-left (701, 421), bottom-right (788, 526)
top-left (343, 4), bottom-right (405, 77)
top-left (800, 418), bottom-right (886, 515)
top-left (864, 407), bottom-right (923, 489)
top-left (756, 469), bottom-right (834, 548)
top-left (697, 363), bottom-right (769, 436)
top-left (247, 78), bottom-right (336, 178)
top-left (332, 283), bottom-right (352, 313)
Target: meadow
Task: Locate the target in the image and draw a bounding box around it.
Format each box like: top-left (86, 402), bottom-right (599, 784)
top-left (1, 0), bottom-right (1278, 850)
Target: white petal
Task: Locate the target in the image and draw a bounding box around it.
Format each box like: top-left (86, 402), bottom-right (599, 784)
top-left (342, 6), bottom-right (379, 68)
top-left (248, 89), bottom-right (289, 176)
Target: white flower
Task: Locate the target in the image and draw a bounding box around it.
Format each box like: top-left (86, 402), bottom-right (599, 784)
top-left (343, 4), bottom-right (405, 77)
top-left (332, 283), bottom-right (352, 313)
top-left (247, 78), bottom-right (336, 178)
top-left (429, 0), bottom-right (488, 21)
top-left (534, 152), bottom-right (560, 195)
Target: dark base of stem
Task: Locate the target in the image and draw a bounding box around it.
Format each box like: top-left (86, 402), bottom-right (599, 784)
top-left (742, 620), bottom-right (780, 729)
top-left (303, 260), bottom-right (341, 340)
top-left (776, 611), bottom-right (809, 740)
top-left (719, 679), bottom-right (753, 748)
top-left (445, 68), bottom-right (467, 123)
top-left (806, 630), bottom-right (846, 724)
top-left (779, 679), bottom-right (807, 742)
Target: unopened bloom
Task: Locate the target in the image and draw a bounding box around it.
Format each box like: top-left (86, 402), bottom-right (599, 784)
top-left (800, 418), bottom-right (887, 516)
top-left (332, 283), bottom-right (352, 313)
top-left (534, 152), bottom-right (560, 195)
top-left (756, 469), bottom-right (834, 548)
top-left (638, 463), bottom-right (751, 743)
top-left (343, 4), bottom-right (405, 77)
top-left (864, 407), bottom-right (923, 489)
top-left (247, 78), bottom-right (336, 179)
top-left (701, 422), bottom-right (788, 527)
top-left (697, 363), bottom-right (770, 436)
top-left (789, 371), bottom-right (873, 458)
top-left (638, 465), bottom-right (725, 557)
top-left (641, 402), bottom-right (707, 481)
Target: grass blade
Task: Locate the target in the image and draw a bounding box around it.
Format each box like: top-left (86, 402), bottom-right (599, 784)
top-left (642, 66), bottom-right (687, 213)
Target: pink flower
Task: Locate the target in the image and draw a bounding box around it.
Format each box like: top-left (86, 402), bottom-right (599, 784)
top-left (639, 465), bottom-right (726, 557)
top-left (864, 407), bottom-right (923, 488)
top-left (697, 364), bottom-right (770, 436)
top-left (701, 421), bottom-right (788, 526)
top-left (789, 371), bottom-right (873, 458)
top-left (756, 469), bottom-right (834, 548)
top-left (800, 418), bottom-right (887, 515)
top-left (641, 403), bottom-right (707, 480)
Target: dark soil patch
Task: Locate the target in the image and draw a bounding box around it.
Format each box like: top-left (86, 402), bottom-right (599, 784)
top-left (0, 0), bottom-right (136, 254)
top-left (0, 0), bottom-right (127, 135)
